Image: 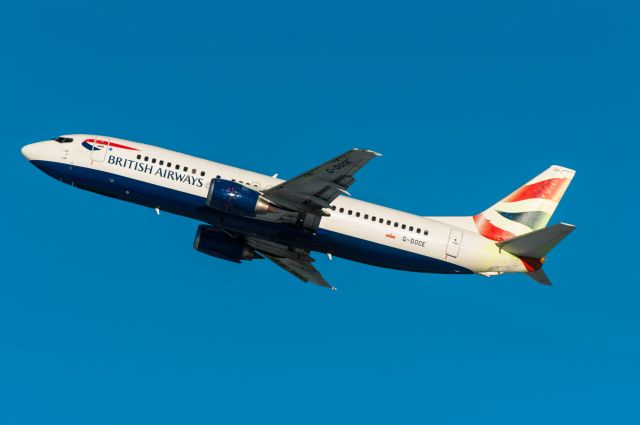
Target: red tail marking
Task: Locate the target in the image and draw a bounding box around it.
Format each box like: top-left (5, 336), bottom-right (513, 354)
top-left (502, 178), bottom-right (568, 203)
top-left (520, 257), bottom-right (544, 272)
top-left (473, 214), bottom-right (516, 242)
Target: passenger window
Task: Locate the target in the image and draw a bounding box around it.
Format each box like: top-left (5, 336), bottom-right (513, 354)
top-left (167, 162), bottom-right (172, 167)
top-left (216, 175), bottom-right (221, 179)
top-left (201, 171), bottom-right (205, 177)
top-left (144, 156), bottom-right (149, 161)
top-left (409, 226), bottom-right (413, 231)
top-left (183, 166), bottom-right (188, 172)
top-left (417, 228), bottom-right (421, 233)
top-left (386, 220), bottom-right (391, 225)
top-left (152, 158), bottom-right (156, 164)
top-left (364, 214), bottom-right (369, 219)
top-left (331, 206), bottom-right (336, 211)
top-left (339, 208), bottom-right (344, 213)
top-left (348, 210), bottom-right (353, 215)
top-left (379, 218), bottom-right (383, 223)
top-left (192, 169), bottom-right (196, 174)
top-left (136, 154), bottom-right (141, 160)
top-left (356, 212), bottom-right (360, 217)
top-left (175, 164), bottom-right (180, 170)
top-left (394, 222), bottom-right (399, 227)
top-left (401, 224), bottom-right (406, 229)
top-left (372, 216), bottom-right (376, 221)
top-left (159, 160), bottom-right (164, 166)
top-left (424, 230), bottom-right (428, 235)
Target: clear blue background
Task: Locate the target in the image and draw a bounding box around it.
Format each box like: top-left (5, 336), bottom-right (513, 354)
top-left (2, 1), bottom-right (638, 423)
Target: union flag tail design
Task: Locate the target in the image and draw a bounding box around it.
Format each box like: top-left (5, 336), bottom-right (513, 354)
top-left (474, 165), bottom-right (576, 242)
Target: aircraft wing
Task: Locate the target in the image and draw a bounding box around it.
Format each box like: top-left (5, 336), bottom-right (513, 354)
top-left (262, 148), bottom-right (381, 217)
top-left (245, 237), bottom-right (335, 290)
top-left (264, 255), bottom-right (334, 290)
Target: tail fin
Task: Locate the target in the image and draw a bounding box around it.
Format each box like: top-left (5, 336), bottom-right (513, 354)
top-left (473, 165), bottom-right (576, 241)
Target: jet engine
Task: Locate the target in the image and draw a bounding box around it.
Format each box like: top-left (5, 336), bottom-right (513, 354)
top-left (193, 225), bottom-right (262, 263)
top-left (206, 178), bottom-right (277, 217)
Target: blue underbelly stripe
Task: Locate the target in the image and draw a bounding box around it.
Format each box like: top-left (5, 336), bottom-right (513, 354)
top-left (314, 228), bottom-right (471, 273)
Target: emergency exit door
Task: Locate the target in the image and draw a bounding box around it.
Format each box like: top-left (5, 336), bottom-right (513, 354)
top-left (446, 229), bottom-right (463, 258)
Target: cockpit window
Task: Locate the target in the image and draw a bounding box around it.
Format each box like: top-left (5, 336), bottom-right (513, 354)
top-left (54, 137), bottom-right (73, 143)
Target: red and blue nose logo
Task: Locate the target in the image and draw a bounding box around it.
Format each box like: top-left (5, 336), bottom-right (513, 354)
top-left (82, 139), bottom-right (109, 151)
top-left (82, 139), bottom-right (139, 152)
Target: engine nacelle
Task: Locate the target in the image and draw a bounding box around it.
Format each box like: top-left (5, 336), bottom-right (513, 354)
top-left (207, 178), bottom-right (275, 217)
top-left (193, 225), bottom-right (261, 263)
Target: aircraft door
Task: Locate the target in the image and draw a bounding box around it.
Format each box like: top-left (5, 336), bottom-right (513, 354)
top-left (90, 137), bottom-right (110, 162)
top-left (446, 229), bottom-right (463, 258)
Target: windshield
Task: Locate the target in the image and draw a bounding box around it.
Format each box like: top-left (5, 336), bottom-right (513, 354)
top-left (54, 136), bottom-right (74, 143)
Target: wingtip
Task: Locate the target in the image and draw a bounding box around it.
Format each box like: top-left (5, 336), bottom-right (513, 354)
top-left (354, 148), bottom-right (383, 157)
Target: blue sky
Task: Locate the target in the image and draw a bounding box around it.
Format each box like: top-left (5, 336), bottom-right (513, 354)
top-left (2, 1), bottom-right (639, 423)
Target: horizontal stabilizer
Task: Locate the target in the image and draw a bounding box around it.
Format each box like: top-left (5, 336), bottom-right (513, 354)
top-left (497, 223), bottom-right (576, 259)
top-left (526, 268), bottom-right (552, 285)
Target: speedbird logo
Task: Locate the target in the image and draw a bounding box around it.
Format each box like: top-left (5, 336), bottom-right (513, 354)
top-left (82, 138), bottom-right (139, 152)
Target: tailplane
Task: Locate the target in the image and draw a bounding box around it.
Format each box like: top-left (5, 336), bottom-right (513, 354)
top-left (497, 223), bottom-right (576, 285)
top-left (526, 269), bottom-right (552, 286)
top-left (496, 223), bottom-right (576, 258)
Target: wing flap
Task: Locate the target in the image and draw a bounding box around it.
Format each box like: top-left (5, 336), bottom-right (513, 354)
top-left (245, 237), bottom-right (335, 290)
top-left (264, 255), bottom-right (335, 290)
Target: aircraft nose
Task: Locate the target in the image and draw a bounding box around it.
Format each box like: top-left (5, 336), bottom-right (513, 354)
top-left (21, 143), bottom-right (36, 160)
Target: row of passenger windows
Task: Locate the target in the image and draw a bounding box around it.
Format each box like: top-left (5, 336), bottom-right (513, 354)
top-left (330, 205), bottom-right (429, 235)
top-left (136, 154), bottom-right (206, 177)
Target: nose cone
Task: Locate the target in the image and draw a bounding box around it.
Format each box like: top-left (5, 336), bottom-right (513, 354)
top-left (21, 143), bottom-right (36, 160)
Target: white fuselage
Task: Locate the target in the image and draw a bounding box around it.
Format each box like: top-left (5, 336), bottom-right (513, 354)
top-left (22, 134), bottom-right (529, 276)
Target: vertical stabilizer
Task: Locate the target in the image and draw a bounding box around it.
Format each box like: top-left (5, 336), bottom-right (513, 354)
top-left (473, 165), bottom-right (576, 241)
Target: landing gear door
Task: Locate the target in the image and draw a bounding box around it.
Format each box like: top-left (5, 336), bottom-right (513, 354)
top-left (446, 229), bottom-right (463, 258)
top-left (90, 137), bottom-right (110, 162)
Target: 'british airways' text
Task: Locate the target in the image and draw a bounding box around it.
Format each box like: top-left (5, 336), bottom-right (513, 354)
top-left (107, 155), bottom-right (204, 187)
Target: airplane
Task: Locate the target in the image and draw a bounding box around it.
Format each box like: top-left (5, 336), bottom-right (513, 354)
top-left (21, 135), bottom-right (576, 290)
